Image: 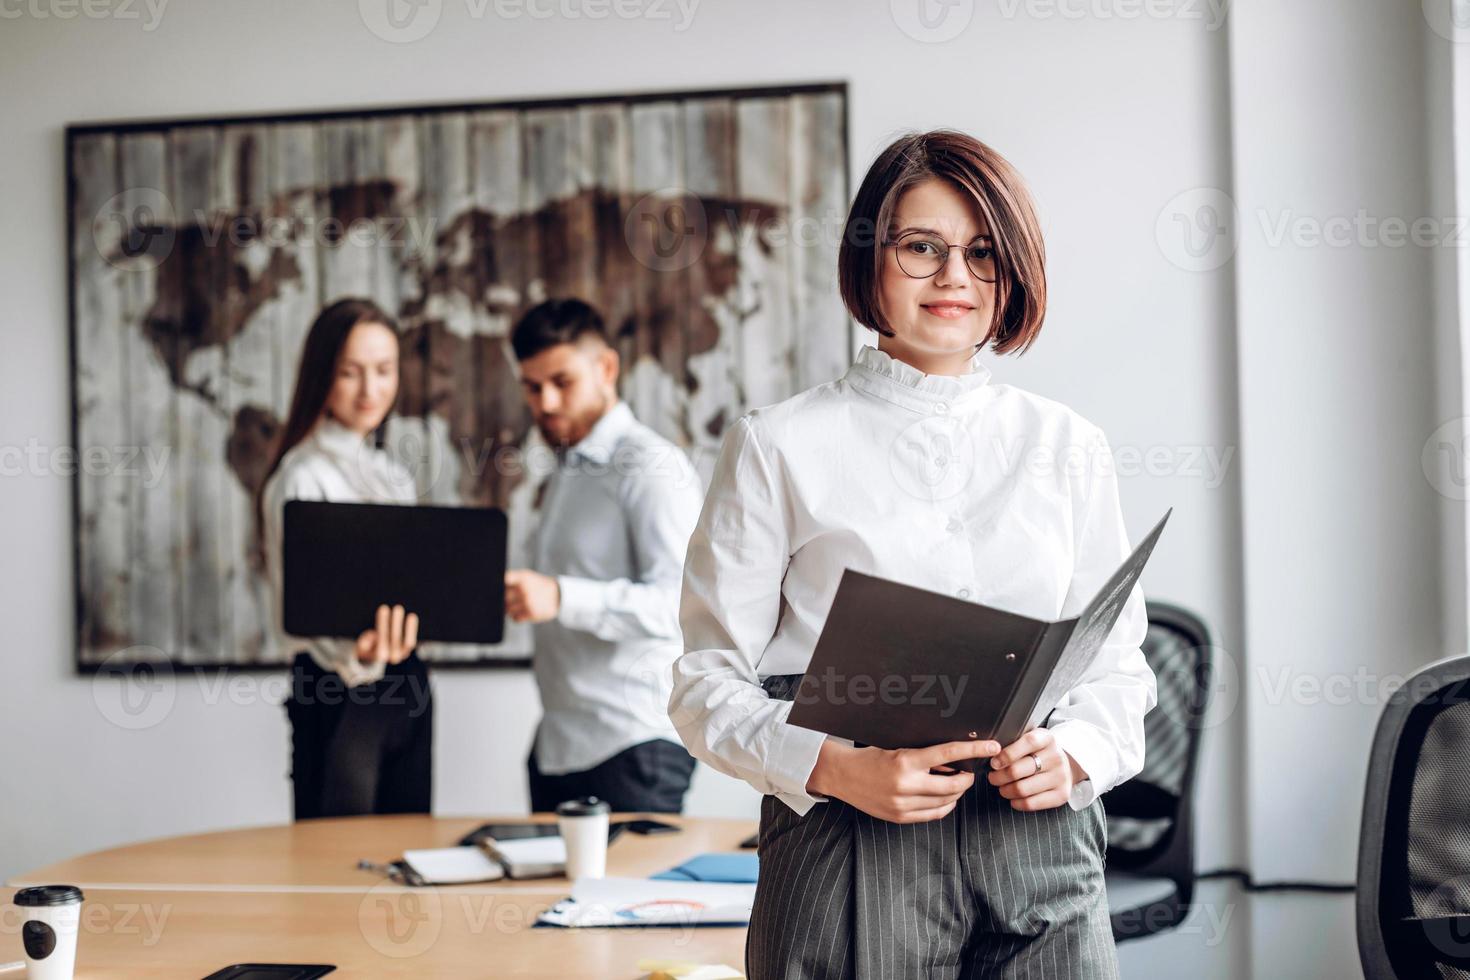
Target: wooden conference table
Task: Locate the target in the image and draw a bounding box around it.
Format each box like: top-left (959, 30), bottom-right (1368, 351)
top-left (5, 814), bottom-right (758, 978)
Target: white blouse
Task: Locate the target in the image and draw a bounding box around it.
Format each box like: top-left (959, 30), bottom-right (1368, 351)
top-left (262, 416), bottom-right (418, 687)
top-left (671, 344), bottom-right (1157, 815)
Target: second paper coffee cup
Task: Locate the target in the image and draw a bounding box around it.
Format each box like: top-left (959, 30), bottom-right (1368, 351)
top-left (556, 797), bottom-right (611, 880)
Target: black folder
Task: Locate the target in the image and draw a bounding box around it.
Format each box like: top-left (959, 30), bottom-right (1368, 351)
top-left (283, 500), bottom-right (507, 644)
top-left (785, 509), bottom-right (1171, 771)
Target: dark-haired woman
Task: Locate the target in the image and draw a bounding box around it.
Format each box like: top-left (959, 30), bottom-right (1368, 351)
top-left (259, 297), bottom-right (431, 820)
top-left (671, 131), bottom-right (1156, 977)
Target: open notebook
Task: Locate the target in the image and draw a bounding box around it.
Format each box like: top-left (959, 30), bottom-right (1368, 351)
top-left (400, 837), bottom-right (569, 884)
top-left (400, 847), bottom-right (504, 885)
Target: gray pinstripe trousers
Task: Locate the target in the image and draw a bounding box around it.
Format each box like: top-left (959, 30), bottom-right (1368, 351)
top-left (749, 676), bottom-right (1118, 980)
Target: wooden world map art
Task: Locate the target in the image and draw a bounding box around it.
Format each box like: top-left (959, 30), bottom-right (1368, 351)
top-left (68, 83), bottom-right (851, 670)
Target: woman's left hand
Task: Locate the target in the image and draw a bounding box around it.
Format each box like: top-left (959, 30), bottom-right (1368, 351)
top-left (355, 603), bottom-right (420, 665)
top-left (986, 728), bottom-right (1088, 811)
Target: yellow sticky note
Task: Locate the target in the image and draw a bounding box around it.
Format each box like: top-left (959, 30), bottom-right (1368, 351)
top-left (635, 959), bottom-right (744, 980)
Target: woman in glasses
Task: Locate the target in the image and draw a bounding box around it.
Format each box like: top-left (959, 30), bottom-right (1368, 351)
top-left (671, 131), bottom-right (1155, 977)
top-left (257, 297), bottom-right (430, 820)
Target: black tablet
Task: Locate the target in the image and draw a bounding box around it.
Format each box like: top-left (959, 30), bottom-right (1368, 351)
top-left (457, 822), bottom-right (626, 847)
top-left (202, 967), bottom-right (335, 980)
top-left (283, 500), bottom-right (507, 645)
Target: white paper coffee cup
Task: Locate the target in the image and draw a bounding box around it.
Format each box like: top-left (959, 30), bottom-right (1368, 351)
top-left (15, 886), bottom-right (83, 980)
top-left (556, 797), bottom-right (611, 880)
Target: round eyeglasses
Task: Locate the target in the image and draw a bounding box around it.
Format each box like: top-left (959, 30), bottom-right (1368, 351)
top-left (884, 233), bottom-right (998, 283)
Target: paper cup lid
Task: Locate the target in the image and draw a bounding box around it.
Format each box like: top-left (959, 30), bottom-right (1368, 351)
top-left (15, 885), bottom-right (83, 907)
top-left (555, 796), bottom-right (611, 816)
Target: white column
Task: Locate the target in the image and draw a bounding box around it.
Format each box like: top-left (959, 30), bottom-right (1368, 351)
top-left (1226, 0), bottom-right (1448, 884)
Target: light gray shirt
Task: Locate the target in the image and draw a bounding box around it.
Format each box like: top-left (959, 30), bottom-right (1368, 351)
top-left (529, 401), bottom-right (705, 775)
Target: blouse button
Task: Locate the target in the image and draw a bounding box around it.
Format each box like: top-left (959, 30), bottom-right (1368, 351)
top-left (957, 587), bottom-right (971, 599)
top-left (935, 401), bottom-right (950, 415)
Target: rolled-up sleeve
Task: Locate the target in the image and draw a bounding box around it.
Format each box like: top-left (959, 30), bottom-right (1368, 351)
top-left (555, 447), bottom-right (704, 643)
top-left (1047, 426), bottom-right (1158, 810)
top-left (669, 416), bottom-right (830, 815)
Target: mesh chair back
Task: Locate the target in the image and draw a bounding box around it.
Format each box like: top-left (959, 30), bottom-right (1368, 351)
top-left (1359, 657), bottom-right (1470, 980)
top-left (1105, 603), bottom-right (1212, 872)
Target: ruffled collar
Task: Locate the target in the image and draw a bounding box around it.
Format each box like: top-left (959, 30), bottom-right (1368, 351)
top-left (309, 415), bottom-right (374, 458)
top-left (844, 344), bottom-right (993, 413)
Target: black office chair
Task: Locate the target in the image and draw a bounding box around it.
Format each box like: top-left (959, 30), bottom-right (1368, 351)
top-left (1358, 654), bottom-right (1470, 979)
top-left (1103, 601), bottom-right (1214, 942)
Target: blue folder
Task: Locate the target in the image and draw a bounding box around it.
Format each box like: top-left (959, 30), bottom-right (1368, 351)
top-left (651, 852), bottom-right (759, 883)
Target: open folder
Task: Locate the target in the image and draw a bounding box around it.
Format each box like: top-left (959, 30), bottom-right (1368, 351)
top-left (786, 508), bottom-right (1171, 773)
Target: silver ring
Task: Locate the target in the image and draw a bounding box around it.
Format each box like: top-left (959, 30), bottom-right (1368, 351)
top-left (1031, 753), bottom-right (1043, 775)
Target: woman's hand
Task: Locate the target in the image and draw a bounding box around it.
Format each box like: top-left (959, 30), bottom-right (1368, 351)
top-left (355, 603), bottom-right (420, 665)
top-left (986, 727), bottom-right (1088, 811)
top-left (806, 738), bottom-right (1001, 824)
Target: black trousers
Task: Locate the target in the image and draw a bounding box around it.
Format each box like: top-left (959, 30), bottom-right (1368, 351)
top-left (527, 737), bottom-right (696, 814)
top-left (285, 652), bottom-right (433, 820)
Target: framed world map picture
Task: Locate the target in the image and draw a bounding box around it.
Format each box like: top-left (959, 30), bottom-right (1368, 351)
top-left (68, 81), bottom-right (851, 671)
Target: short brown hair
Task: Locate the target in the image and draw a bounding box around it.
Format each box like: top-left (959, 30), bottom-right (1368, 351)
top-left (838, 130), bottom-right (1047, 355)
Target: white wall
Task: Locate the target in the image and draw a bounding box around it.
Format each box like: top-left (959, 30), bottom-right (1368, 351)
top-left (3, 2), bottom-right (1455, 976)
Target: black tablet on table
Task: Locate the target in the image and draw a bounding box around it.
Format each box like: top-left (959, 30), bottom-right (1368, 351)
top-left (202, 967), bottom-right (335, 980)
top-left (283, 500), bottom-right (507, 645)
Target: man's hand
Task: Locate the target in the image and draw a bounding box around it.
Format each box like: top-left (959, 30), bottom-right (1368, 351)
top-left (806, 738), bottom-right (1001, 824)
top-left (987, 727), bottom-right (1088, 811)
top-left (505, 569), bottom-right (561, 624)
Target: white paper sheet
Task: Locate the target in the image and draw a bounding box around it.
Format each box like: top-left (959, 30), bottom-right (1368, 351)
top-left (538, 877), bottom-right (756, 928)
